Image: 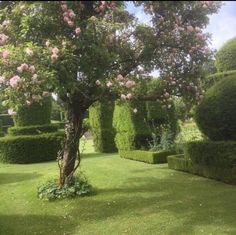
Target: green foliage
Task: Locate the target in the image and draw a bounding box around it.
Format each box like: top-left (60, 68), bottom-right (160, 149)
top-left (89, 101), bottom-right (117, 153)
top-left (0, 132), bottom-right (64, 163)
top-left (113, 101), bottom-right (151, 151)
top-left (168, 141), bottom-right (236, 184)
top-left (120, 150), bottom-right (175, 164)
top-left (195, 75), bottom-right (236, 141)
top-left (8, 124), bottom-right (59, 136)
top-left (202, 70), bottom-right (236, 90)
top-left (51, 99), bottom-right (65, 121)
top-left (0, 120), bottom-right (4, 137)
top-left (13, 97), bottom-right (52, 127)
top-left (215, 37), bottom-right (236, 72)
top-left (38, 175), bottom-right (93, 201)
top-left (0, 114), bottom-right (14, 126)
top-left (184, 141), bottom-right (236, 168)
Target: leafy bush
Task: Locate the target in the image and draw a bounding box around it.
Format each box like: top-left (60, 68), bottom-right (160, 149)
top-left (0, 132), bottom-right (64, 163)
top-left (215, 37), bottom-right (236, 72)
top-left (51, 99), bottom-right (65, 121)
top-left (13, 97), bottom-right (52, 127)
top-left (184, 141), bottom-right (236, 168)
top-left (120, 150), bottom-right (175, 164)
top-left (195, 75), bottom-right (236, 141)
top-left (0, 120), bottom-right (4, 137)
top-left (8, 124), bottom-right (59, 136)
top-left (89, 101), bottom-right (117, 152)
top-left (113, 101), bottom-right (151, 151)
top-left (38, 174), bottom-right (93, 201)
top-left (0, 114), bottom-right (14, 126)
top-left (202, 70), bottom-right (236, 90)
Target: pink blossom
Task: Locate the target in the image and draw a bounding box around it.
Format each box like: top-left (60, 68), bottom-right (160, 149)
top-left (64, 16), bottom-right (69, 22)
top-left (196, 33), bottom-right (204, 41)
top-left (32, 74), bottom-right (38, 80)
top-left (51, 47), bottom-right (59, 55)
top-left (106, 81), bottom-right (113, 88)
top-left (0, 76), bottom-right (5, 84)
top-left (29, 65), bottom-right (35, 74)
top-left (75, 27), bottom-right (81, 35)
top-left (68, 9), bottom-right (75, 18)
top-left (120, 94), bottom-right (126, 100)
top-left (25, 48), bottom-right (33, 56)
top-left (45, 40), bottom-right (50, 47)
top-left (42, 91), bottom-right (50, 97)
top-left (116, 74), bottom-right (124, 81)
top-left (67, 20), bottom-right (74, 27)
top-left (195, 27), bottom-right (201, 32)
top-left (31, 76), bottom-right (38, 84)
top-left (8, 109), bottom-right (16, 115)
top-left (133, 108), bottom-right (138, 113)
top-left (95, 80), bottom-right (101, 86)
top-left (10, 75), bottom-right (21, 88)
top-left (2, 50), bottom-right (9, 59)
top-left (21, 63), bottom-right (29, 71)
top-left (126, 93), bottom-right (132, 100)
top-left (125, 80), bottom-right (135, 89)
top-left (61, 4), bottom-right (67, 11)
top-left (187, 25), bottom-right (194, 33)
top-left (17, 66), bottom-right (23, 73)
top-left (0, 33), bottom-right (8, 45)
top-left (51, 54), bottom-right (58, 63)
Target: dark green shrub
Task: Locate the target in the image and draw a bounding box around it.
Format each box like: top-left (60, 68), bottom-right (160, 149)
top-left (8, 124), bottom-right (59, 136)
top-left (89, 101), bottom-right (117, 153)
top-left (0, 120), bottom-right (4, 137)
top-left (13, 97), bottom-right (52, 127)
top-left (0, 114), bottom-right (14, 126)
top-left (202, 70), bottom-right (236, 90)
top-left (38, 174), bottom-right (93, 201)
top-left (113, 101), bottom-right (151, 151)
top-left (0, 132), bottom-right (64, 163)
top-left (215, 37), bottom-right (236, 72)
top-left (184, 141), bottom-right (236, 168)
top-left (195, 75), bottom-right (236, 141)
top-left (120, 150), bottom-right (176, 164)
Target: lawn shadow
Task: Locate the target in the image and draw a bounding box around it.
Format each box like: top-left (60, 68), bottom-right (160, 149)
top-left (69, 172), bottom-right (236, 234)
top-left (0, 214), bottom-right (75, 235)
top-left (0, 172), bottom-right (41, 185)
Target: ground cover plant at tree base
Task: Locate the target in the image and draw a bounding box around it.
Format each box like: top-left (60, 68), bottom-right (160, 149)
top-left (0, 1), bottom-right (222, 192)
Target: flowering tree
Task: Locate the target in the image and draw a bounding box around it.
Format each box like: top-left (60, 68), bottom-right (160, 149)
top-left (0, 1), bottom-right (221, 186)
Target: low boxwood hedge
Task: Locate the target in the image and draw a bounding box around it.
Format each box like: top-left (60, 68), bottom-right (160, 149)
top-left (0, 132), bottom-right (64, 164)
top-left (167, 141), bottom-right (236, 184)
top-left (120, 150), bottom-right (176, 164)
top-left (8, 124), bottom-right (59, 136)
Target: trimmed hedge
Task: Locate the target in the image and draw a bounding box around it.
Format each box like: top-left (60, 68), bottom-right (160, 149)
top-left (120, 150), bottom-right (176, 164)
top-left (7, 124), bottom-right (59, 136)
top-left (113, 101), bottom-right (151, 151)
top-left (0, 114), bottom-right (14, 126)
top-left (89, 101), bottom-right (117, 153)
top-left (184, 141), bottom-right (236, 168)
top-left (202, 70), bottom-right (236, 90)
top-left (0, 132), bottom-right (64, 164)
top-left (13, 97), bottom-right (52, 127)
top-left (195, 75), bottom-right (236, 141)
top-left (215, 37), bottom-right (236, 72)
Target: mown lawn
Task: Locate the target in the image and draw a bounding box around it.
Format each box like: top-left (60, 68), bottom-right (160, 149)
top-left (0, 140), bottom-right (236, 235)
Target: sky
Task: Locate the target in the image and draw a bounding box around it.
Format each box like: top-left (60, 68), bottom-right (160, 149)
top-left (125, 1), bottom-right (236, 76)
top-left (125, 1), bottom-right (236, 50)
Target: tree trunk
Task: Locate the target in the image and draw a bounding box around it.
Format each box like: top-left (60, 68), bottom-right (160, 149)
top-left (59, 105), bottom-right (84, 187)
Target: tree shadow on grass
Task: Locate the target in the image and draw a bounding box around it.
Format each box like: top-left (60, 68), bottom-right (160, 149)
top-left (0, 214), bottom-right (75, 235)
top-left (69, 174), bottom-right (236, 234)
top-left (0, 172), bottom-right (41, 185)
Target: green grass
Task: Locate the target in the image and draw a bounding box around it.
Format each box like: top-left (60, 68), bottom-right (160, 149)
top-left (0, 140), bottom-right (236, 235)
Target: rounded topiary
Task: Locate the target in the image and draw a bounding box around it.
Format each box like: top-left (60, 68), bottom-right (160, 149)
top-left (215, 37), bottom-right (236, 72)
top-left (195, 75), bottom-right (236, 141)
top-left (13, 97), bottom-right (52, 127)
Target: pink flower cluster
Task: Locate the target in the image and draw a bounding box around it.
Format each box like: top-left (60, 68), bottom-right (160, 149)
top-left (1, 49), bottom-right (9, 59)
top-left (0, 33), bottom-right (8, 45)
top-left (51, 47), bottom-right (59, 63)
top-left (17, 63), bottom-right (35, 74)
top-left (10, 75), bottom-right (21, 88)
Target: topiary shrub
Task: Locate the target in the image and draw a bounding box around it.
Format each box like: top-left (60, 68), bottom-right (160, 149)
top-left (8, 124), bottom-right (59, 136)
top-left (215, 37), bottom-right (236, 72)
top-left (195, 75), bottom-right (236, 141)
top-left (13, 97), bottom-right (52, 127)
top-left (0, 132), bottom-right (64, 163)
top-left (113, 101), bottom-right (151, 151)
top-left (89, 101), bottom-right (117, 153)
